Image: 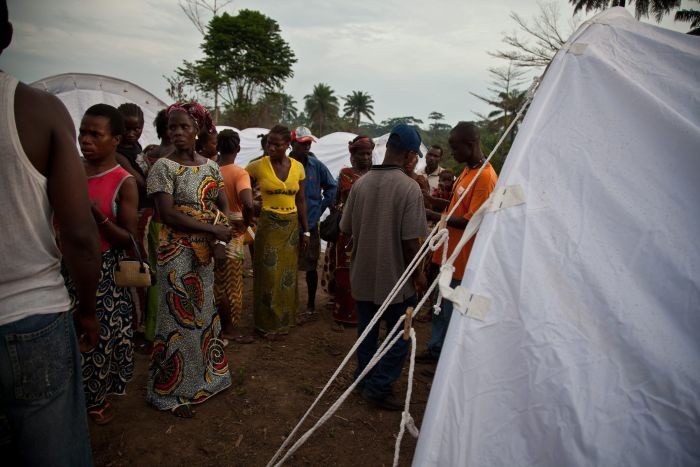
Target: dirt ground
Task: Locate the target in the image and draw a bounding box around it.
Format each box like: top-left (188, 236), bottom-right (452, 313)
top-left (90, 268), bottom-right (436, 467)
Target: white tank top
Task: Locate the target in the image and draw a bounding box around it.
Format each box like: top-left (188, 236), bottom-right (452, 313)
top-left (0, 72), bottom-right (71, 325)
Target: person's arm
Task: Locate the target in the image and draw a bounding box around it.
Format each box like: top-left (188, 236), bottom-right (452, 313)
top-left (296, 180), bottom-right (310, 250)
top-left (320, 165), bottom-right (338, 213)
top-left (426, 208), bottom-right (469, 229)
top-left (402, 238), bottom-right (427, 295)
top-left (116, 152), bottom-right (146, 189)
top-left (46, 95), bottom-right (101, 351)
top-left (92, 177), bottom-right (138, 249)
top-left (152, 192), bottom-right (230, 241)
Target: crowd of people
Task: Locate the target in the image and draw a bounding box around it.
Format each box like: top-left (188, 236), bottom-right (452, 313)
top-left (0, 3), bottom-right (498, 463)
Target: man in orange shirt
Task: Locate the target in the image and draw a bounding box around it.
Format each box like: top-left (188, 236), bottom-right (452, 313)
top-left (418, 122), bottom-right (498, 363)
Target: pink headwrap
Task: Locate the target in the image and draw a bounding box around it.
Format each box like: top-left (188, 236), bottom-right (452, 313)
top-left (166, 101), bottom-right (216, 135)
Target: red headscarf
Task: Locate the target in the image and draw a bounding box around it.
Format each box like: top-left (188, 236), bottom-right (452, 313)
top-left (348, 135), bottom-right (375, 153)
top-left (166, 101), bottom-right (216, 135)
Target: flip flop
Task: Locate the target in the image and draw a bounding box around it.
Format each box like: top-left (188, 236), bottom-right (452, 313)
top-left (88, 401), bottom-right (115, 425)
top-left (171, 404), bottom-right (195, 418)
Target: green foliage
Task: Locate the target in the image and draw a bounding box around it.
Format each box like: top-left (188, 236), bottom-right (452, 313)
top-left (674, 0), bottom-right (700, 35)
top-left (175, 9), bottom-right (296, 118)
top-left (342, 91), bottom-right (375, 131)
top-left (304, 83), bottom-right (340, 136)
top-left (570, 0), bottom-right (681, 22)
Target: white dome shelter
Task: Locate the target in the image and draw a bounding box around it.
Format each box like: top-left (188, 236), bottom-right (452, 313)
top-left (31, 73), bottom-right (168, 147)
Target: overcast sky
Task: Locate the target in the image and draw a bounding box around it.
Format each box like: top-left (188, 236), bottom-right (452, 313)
top-left (0, 0), bottom-right (690, 127)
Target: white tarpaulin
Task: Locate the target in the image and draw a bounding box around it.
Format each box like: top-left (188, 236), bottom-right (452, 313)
top-left (216, 126), bottom-right (427, 179)
top-left (414, 8), bottom-right (700, 466)
top-left (31, 73), bottom-right (167, 147)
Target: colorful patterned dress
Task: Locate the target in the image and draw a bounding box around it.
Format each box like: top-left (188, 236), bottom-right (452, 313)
top-left (327, 167), bottom-right (365, 325)
top-left (145, 158), bottom-right (231, 410)
top-left (67, 165), bottom-right (135, 409)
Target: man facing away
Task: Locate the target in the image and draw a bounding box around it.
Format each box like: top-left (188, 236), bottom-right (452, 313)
top-left (289, 126), bottom-right (337, 318)
top-left (340, 124), bottom-right (428, 410)
top-left (0, 2), bottom-right (101, 464)
top-left (417, 122), bottom-right (498, 365)
top-left (416, 144), bottom-right (445, 191)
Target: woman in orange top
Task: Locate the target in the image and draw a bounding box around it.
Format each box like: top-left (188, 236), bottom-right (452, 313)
top-left (216, 129), bottom-right (254, 343)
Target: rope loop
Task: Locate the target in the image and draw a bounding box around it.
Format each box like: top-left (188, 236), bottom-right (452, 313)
top-left (428, 227), bottom-right (449, 252)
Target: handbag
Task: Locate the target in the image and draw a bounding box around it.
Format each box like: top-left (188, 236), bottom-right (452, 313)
top-left (114, 234), bottom-right (153, 288)
top-left (319, 209), bottom-right (342, 243)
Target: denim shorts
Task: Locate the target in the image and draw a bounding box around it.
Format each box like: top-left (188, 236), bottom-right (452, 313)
top-left (0, 311), bottom-right (93, 466)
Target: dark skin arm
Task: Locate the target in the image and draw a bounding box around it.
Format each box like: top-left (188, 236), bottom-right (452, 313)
top-left (238, 188), bottom-right (254, 227)
top-left (296, 180), bottom-right (310, 250)
top-left (426, 209), bottom-right (469, 230)
top-left (116, 152), bottom-right (146, 190)
top-left (402, 238), bottom-right (427, 295)
top-left (92, 177), bottom-right (138, 249)
top-left (422, 190), bottom-right (450, 211)
top-left (15, 86), bottom-right (101, 351)
top-left (152, 192), bottom-right (231, 241)
top-left (213, 188), bottom-right (232, 269)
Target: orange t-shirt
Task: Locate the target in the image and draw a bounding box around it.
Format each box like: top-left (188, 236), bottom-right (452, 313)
top-left (432, 163), bottom-right (498, 279)
top-left (219, 164), bottom-right (252, 214)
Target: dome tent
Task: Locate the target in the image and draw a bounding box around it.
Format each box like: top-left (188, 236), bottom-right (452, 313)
top-left (414, 8), bottom-right (700, 466)
top-left (31, 73), bottom-right (168, 146)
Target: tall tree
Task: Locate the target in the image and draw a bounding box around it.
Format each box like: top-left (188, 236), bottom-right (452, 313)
top-left (178, 0), bottom-right (233, 122)
top-left (342, 91), bottom-right (375, 131)
top-left (675, 0), bottom-right (700, 34)
top-left (570, 0), bottom-right (681, 22)
top-left (428, 111), bottom-right (445, 136)
top-left (304, 83), bottom-right (339, 136)
top-left (491, 1), bottom-right (579, 69)
top-left (471, 62), bottom-right (528, 144)
top-left (177, 10), bottom-right (297, 121)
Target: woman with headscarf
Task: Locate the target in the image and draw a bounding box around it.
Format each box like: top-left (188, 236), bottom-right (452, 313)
top-left (325, 135), bottom-right (374, 327)
top-left (146, 101), bottom-right (232, 418)
top-left (245, 125), bottom-right (309, 340)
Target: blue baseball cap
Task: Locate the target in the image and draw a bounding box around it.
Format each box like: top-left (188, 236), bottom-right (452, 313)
top-left (387, 124), bottom-right (423, 157)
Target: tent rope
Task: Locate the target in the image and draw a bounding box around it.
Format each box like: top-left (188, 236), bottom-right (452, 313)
top-left (267, 76), bottom-right (541, 467)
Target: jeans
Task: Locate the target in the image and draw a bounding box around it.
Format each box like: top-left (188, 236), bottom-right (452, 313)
top-left (0, 312), bottom-right (93, 466)
top-left (355, 295), bottom-right (417, 399)
top-left (427, 278), bottom-right (461, 359)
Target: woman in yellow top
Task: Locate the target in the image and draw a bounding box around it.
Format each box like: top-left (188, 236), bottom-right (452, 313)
top-left (246, 125), bottom-right (309, 338)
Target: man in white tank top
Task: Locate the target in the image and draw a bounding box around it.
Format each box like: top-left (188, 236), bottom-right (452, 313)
top-left (0, 2), bottom-right (101, 465)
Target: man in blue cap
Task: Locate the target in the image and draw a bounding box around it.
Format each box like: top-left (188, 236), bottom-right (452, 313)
top-left (340, 124), bottom-right (428, 410)
top-left (289, 126), bottom-right (337, 319)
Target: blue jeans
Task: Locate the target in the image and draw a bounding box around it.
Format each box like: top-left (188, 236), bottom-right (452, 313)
top-left (355, 296), bottom-right (417, 399)
top-left (0, 312), bottom-right (93, 466)
top-left (427, 278), bottom-right (461, 359)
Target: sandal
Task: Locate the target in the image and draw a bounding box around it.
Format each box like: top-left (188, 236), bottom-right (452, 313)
top-left (232, 334), bottom-right (255, 344)
top-left (88, 401), bottom-right (115, 425)
top-left (171, 404), bottom-right (195, 418)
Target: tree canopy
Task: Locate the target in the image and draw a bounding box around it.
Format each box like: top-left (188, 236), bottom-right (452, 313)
top-left (304, 83), bottom-right (340, 136)
top-left (343, 91), bottom-right (375, 131)
top-left (569, 0), bottom-right (681, 22)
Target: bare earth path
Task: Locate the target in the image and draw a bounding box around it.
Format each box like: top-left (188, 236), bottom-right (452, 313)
top-left (91, 273), bottom-right (435, 467)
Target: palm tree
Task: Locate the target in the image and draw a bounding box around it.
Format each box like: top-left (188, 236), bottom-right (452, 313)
top-left (304, 83), bottom-right (339, 136)
top-left (675, 0), bottom-right (700, 35)
top-left (569, 0), bottom-right (680, 22)
top-left (342, 91), bottom-right (375, 130)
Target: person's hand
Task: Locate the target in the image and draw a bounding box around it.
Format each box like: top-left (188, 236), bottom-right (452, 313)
top-left (212, 224), bottom-right (232, 242)
top-left (300, 233), bottom-right (310, 251)
top-left (74, 309), bottom-right (99, 352)
top-left (413, 271), bottom-right (427, 296)
top-left (230, 218), bottom-right (246, 237)
top-left (213, 243), bottom-right (227, 269)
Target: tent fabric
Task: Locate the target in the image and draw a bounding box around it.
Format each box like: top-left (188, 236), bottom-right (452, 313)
top-left (414, 7), bottom-right (699, 467)
top-left (31, 73), bottom-right (168, 147)
top-left (216, 126), bottom-right (427, 180)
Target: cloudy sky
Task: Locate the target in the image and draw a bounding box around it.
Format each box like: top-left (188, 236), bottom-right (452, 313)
top-left (1, 0), bottom-right (690, 127)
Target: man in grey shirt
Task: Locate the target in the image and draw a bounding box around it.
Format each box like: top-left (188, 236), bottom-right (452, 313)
top-left (340, 124), bottom-right (428, 411)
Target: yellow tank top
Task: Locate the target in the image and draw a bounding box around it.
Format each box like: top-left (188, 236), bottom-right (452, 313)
top-left (245, 156), bottom-right (305, 214)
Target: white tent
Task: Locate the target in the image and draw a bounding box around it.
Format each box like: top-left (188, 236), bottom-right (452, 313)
top-left (30, 73), bottom-right (168, 146)
top-left (216, 125), bottom-right (427, 179)
top-left (414, 8), bottom-right (699, 466)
